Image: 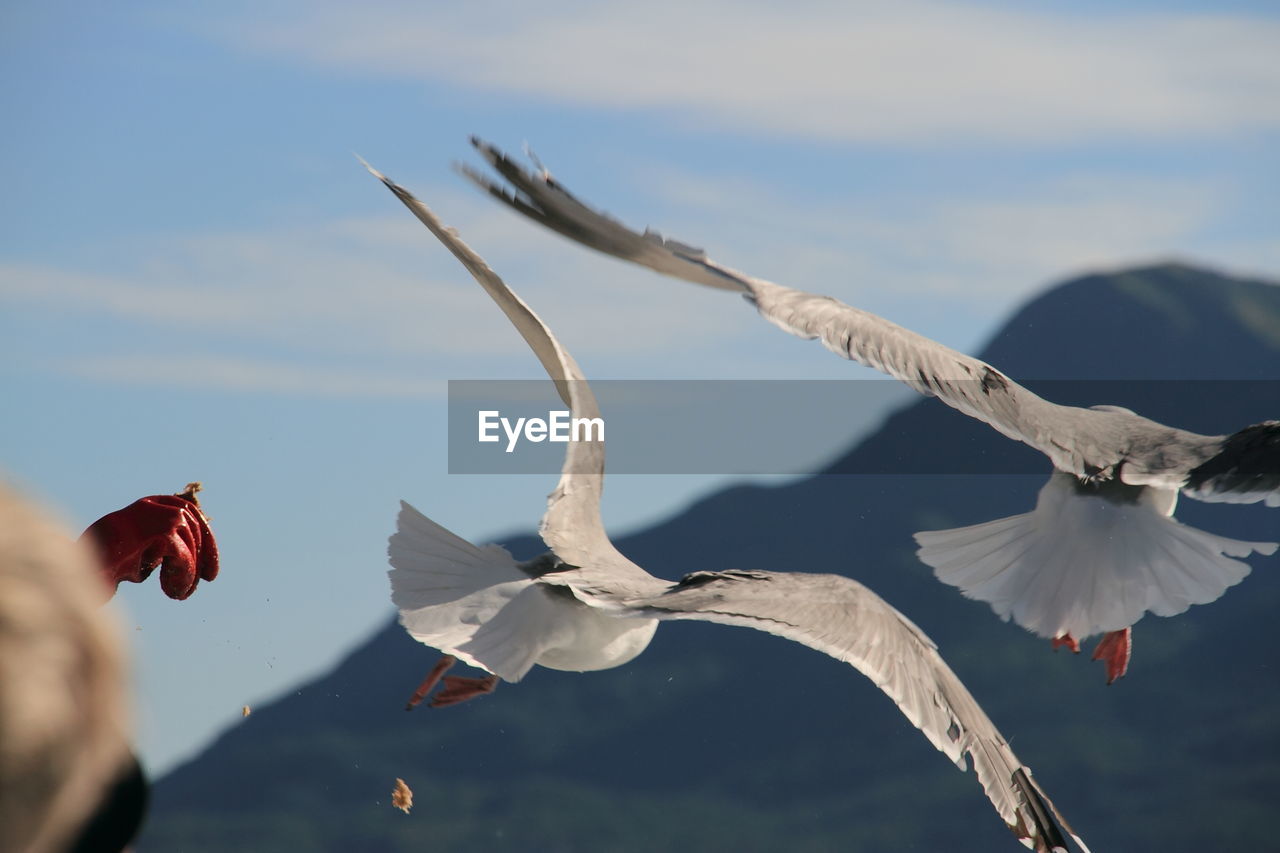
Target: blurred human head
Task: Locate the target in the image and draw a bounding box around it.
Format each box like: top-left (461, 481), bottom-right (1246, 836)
top-left (0, 482), bottom-right (131, 853)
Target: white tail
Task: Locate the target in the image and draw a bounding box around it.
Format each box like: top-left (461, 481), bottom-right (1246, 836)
top-left (915, 473), bottom-right (1277, 639)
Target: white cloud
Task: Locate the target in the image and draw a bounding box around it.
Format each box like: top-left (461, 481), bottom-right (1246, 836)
top-left (196, 0), bottom-right (1280, 144)
top-left (928, 177), bottom-right (1228, 280)
top-left (0, 188), bottom-right (746, 391)
top-left (635, 164), bottom-right (1231, 302)
top-left (58, 354), bottom-right (443, 396)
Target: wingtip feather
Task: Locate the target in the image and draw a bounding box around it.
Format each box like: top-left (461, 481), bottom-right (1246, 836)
top-left (353, 152), bottom-right (387, 182)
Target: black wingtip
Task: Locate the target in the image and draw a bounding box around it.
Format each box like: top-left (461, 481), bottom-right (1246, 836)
top-left (1185, 420), bottom-right (1280, 501)
top-left (1010, 768), bottom-right (1084, 853)
top-left (454, 160), bottom-right (509, 197)
top-left (470, 135), bottom-right (504, 166)
top-left (1010, 770), bottom-right (1059, 851)
top-left (452, 160), bottom-right (487, 188)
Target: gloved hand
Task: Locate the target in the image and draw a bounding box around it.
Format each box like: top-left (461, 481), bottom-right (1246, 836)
top-left (81, 484), bottom-right (219, 600)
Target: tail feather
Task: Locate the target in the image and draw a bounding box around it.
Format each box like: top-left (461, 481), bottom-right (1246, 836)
top-left (453, 584), bottom-right (575, 681)
top-left (388, 501), bottom-right (548, 681)
top-left (915, 473), bottom-right (1275, 639)
top-left (389, 501), bottom-right (517, 578)
top-left (916, 512), bottom-right (1039, 590)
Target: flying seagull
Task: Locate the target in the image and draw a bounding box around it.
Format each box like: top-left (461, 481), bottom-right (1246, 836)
top-left (362, 159), bottom-right (1089, 853)
top-left (459, 138), bottom-right (1279, 684)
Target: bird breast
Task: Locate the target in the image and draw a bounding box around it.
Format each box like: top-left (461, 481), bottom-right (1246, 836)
top-left (534, 585), bottom-right (659, 672)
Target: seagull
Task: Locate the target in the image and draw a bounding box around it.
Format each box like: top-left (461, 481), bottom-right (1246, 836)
top-left (459, 138), bottom-right (1279, 684)
top-left (363, 159), bottom-right (1089, 853)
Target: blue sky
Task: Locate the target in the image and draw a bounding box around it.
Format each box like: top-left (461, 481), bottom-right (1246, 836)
top-left (2, 0), bottom-right (1278, 775)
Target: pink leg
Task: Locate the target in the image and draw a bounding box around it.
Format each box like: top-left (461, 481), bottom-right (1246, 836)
top-left (405, 655), bottom-right (457, 710)
top-left (429, 674), bottom-right (499, 708)
top-left (1051, 634), bottom-right (1080, 654)
top-left (1092, 628), bottom-right (1132, 685)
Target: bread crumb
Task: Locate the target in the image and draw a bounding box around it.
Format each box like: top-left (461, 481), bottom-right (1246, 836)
top-left (391, 778), bottom-right (413, 814)
top-left (241, 705), bottom-right (251, 717)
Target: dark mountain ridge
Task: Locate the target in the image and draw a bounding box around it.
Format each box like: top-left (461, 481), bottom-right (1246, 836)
top-left (142, 263), bottom-right (1280, 852)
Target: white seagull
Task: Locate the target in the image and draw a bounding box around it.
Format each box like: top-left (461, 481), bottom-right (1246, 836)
top-left (459, 138), bottom-right (1279, 684)
top-left (363, 161), bottom-right (1089, 853)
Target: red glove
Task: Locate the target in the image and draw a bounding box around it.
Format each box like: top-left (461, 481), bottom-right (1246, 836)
top-left (81, 485), bottom-right (219, 600)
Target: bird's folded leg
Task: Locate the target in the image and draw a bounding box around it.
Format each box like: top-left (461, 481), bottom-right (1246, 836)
top-left (404, 656), bottom-right (499, 709)
top-left (405, 655), bottom-right (457, 710)
top-left (429, 674), bottom-right (499, 708)
top-left (1051, 634), bottom-right (1080, 654)
top-left (1091, 628), bottom-right (1132, 685)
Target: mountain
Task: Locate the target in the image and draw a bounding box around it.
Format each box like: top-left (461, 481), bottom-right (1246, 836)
top-left (139, 263), bottom-right (1280, 852)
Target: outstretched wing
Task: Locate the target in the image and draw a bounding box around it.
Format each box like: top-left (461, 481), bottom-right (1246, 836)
top-left (462, 140), bottom-right (1229, 487)
top-left (633, 569), bottom-right (1089, 853)
top-left (362, 159), bottom-right (653, 583)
